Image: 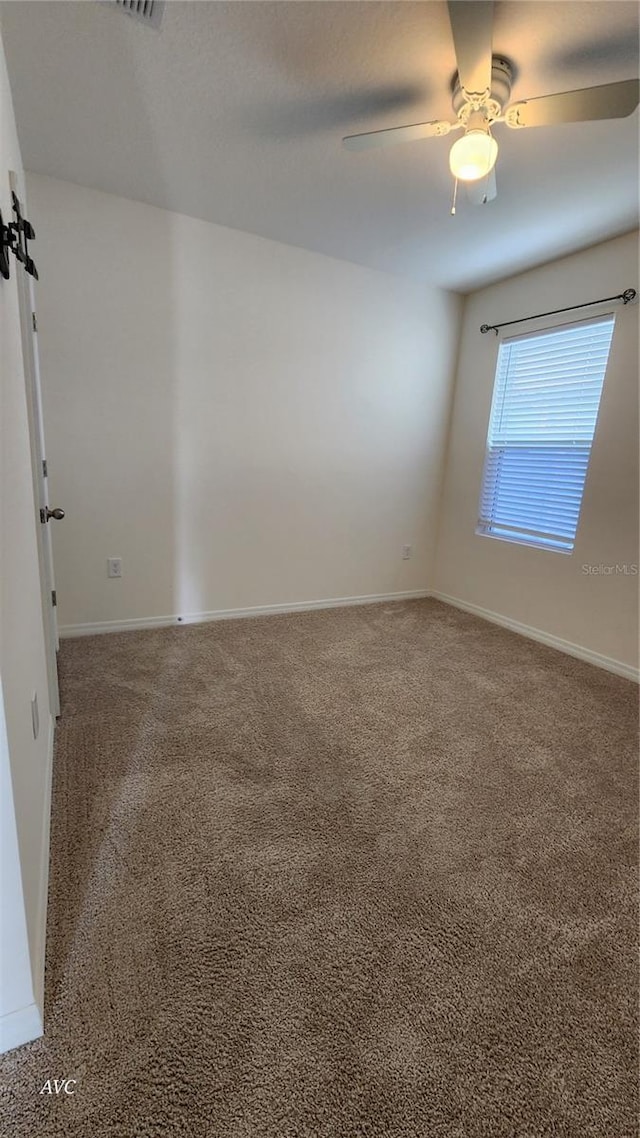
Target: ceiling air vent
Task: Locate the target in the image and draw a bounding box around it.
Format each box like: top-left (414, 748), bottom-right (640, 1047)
top-left (114, 0), bottom-right (164, 28)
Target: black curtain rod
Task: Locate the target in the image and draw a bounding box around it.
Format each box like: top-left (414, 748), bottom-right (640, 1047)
top-left (480, 288), bottom-right (636, 336)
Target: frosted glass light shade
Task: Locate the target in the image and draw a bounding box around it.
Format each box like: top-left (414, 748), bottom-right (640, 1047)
top-left (449, 130), bottom-right (498, 182)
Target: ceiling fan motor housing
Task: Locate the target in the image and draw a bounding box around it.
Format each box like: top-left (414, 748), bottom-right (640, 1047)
top-left (452, 56), bottom-right (513, 125)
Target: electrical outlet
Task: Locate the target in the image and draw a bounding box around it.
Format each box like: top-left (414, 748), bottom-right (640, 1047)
top-left (31, 692), bottom-right (39, 740)
top-left (402, 544), bottom-right (412, 560)
top-left (107, 557), bottom-right (123, 578)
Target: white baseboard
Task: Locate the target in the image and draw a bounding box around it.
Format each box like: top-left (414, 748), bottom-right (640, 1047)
top-left (431, 591), bottom-right (639, 682)
top-left (59, 589), bottom-right (431, 639)
top-left (0, 1002), bottom-right (43, 1055)
top-left (30, 714), bottom-right (54, 1015)
top-left (59, 587), bottom-right (638, 682)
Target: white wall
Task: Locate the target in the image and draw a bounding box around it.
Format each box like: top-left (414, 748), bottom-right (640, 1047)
top-left (0, 686), bottom-right (42, 1051)
top-left (26, 174), bottom-right (462, 632)
top-left (434, 231), bottom-right (639, 674)
top-left (0, 29), bottom-right (51, 1050)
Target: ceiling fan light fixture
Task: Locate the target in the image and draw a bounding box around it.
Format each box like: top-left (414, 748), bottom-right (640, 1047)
top-left (449, 129), bottom-right (498, 182)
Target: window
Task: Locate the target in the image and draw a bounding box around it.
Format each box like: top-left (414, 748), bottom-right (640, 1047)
top-left (477, 315), bottom-right (615, 553)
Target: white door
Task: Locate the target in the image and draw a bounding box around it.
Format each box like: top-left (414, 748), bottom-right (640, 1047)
top-left (10, 172), bottom-right (61, 717)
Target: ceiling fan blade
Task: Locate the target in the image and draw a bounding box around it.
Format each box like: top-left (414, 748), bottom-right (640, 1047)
top-left (343, 120), bottom-right (455, 151)
top-left (505, 79), bottom-right (639, 128)
top-left (465, 167), bottom-right (497, 205)
top-left (447, 1), bottom-right (494, 97)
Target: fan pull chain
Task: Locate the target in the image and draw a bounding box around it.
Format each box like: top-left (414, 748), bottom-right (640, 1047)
top-left (450, 177), bottom-right (459, 216)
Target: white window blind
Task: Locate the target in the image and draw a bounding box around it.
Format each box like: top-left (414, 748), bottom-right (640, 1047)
top-left (477, 314), bottom-right (615, 553)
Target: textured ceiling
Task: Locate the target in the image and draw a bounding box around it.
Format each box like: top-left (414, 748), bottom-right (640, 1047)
top-left (1, 0), bottom-right (638, 291)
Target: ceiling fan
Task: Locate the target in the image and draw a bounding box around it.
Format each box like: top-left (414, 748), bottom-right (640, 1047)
top-left (343, 1), bottom-right (639, 208)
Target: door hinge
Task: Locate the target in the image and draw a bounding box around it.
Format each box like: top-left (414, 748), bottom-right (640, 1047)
top-left (32, 311), bottom-right (37, 332)
top-left (42, 459), bottom-right (48, 478)
top-left (51, 590), bottom-right (57, 607)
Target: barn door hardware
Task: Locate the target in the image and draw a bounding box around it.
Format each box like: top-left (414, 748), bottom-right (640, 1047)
top-left (0, 192), bottom-right (38, 281)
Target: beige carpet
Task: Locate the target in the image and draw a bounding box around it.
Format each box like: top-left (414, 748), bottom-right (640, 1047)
top-left (1, 599), bottom-right (638, 1137)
